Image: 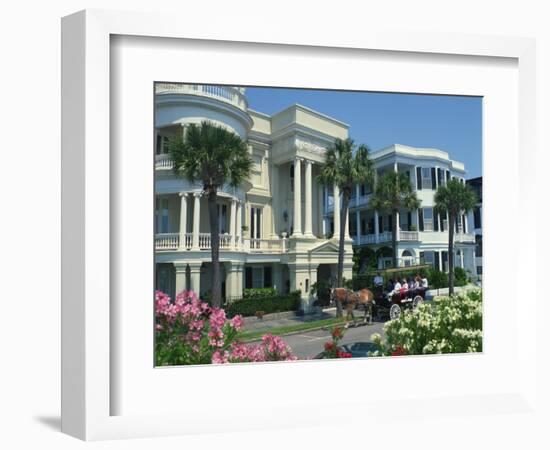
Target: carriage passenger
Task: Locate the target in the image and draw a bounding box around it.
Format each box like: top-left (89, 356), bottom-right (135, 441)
top-left (421, 275), bottom-right (429, 289)
top-left (400, 278), bottom-right (409, 294)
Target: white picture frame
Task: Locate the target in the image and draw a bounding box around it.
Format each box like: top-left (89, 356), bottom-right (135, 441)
top-left (61, 9), bottom-right (538, 441)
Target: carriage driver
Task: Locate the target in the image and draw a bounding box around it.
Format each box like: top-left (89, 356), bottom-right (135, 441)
top-left (373, 272), bottom-right (384, 287)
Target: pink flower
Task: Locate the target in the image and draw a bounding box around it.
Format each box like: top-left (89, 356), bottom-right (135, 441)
top-left (212, 350), bottom-right (229, 364)
top-left (229, 315), bottom-right (244, 331)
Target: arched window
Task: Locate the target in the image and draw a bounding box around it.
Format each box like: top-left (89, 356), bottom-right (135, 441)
top-left (402, 250), bottom-right (413, 257)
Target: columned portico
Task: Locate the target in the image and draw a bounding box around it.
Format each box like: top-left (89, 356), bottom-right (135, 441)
top-left (303, 159), bottom-right (315, 238)
top-left (293, 157), bottom-right (303, 236)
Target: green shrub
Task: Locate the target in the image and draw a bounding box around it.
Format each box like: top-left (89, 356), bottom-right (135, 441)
top-left (311, 280), bottom-right (331, 307)
top-left (427, 268), bottom-right (448, 289)
top-left (454, 267), bottom-right (469, 287)
top-left (243, 287), bottom-right (278, 299)
top-left (225, 291), bottom-right (301, 317)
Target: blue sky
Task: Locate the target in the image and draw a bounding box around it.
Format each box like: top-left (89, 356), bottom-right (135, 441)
top-left (245, 87), bottom-right (482, 179)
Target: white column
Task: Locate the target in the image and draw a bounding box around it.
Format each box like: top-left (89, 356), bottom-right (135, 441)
top-left (178, 192), bottom-right (188, 250)
top-left (188, 262), bottom-right (202, 296)
top-left (230, 199), bottom-right (237, 248)
top-left (174, 263), bottom-right (187, 295)
top-left (236, 201), bottom-right (242, 248)
top-left (293, 158), bottom-right (302, 236)
top-left (394, 161), bottom-right (398, 173)
top-left (317, 184), bottom-right (324, 238)
top-left (333, 184), bottom-right (340, 239)
top-left (356, 210), bottom-right (361, 239)
top-left (374, 210), bottom-right (380, 243)
top-left (303, 159), bottom-right (314, 238)
top-left (191, 192), bottom-right (201, 250)
top-left (413, 165), bottom-right (418, 190)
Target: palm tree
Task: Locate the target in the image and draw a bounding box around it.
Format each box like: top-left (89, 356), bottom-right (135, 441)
top-left (434, 178), bottom-right (477, 295)
top-left (318, 138), bottom-right (374, 316)
top-left (168, 121), bottom-right (253, 307)
top-left (369, 171), bottom-right (420, 268)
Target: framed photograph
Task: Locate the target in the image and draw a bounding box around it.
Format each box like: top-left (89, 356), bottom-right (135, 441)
top-left (62, 9), bottom-right (537, 441)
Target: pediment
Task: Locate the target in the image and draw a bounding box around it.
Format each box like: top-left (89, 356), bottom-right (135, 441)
top-left (308, 240), bottom-right (340, 254)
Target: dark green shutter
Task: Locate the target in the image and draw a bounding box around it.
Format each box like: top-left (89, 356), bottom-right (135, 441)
top-left (434, 251), bottom-right (440, 271)
top-left (431, 168), bottom-right (436, 190)
top-left (434, 212), bottom-right (439, 231)
top-left (416, 167), bottom-right (422, 190)
top-left (418, 209), bottom-right (424, 231)
top-left (407, 212), bottom-right (412, 230)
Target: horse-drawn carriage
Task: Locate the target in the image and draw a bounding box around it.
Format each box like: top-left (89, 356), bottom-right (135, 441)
top-left (330, 284), bottom-right (428, 325)
top-left (372, 285), bottom-right (427, 320)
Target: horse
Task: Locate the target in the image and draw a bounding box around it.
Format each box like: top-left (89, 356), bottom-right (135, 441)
top-left (330, 287), bottom-right (374, 326)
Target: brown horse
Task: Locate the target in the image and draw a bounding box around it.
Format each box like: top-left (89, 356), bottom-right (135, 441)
top-left (330, 287), bottom-right (374, 326)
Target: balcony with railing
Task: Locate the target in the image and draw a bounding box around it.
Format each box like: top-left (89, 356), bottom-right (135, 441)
top-left (155, 233), bottom-right (289, 253)
top-left (155, 83), bottom-right (248, 112)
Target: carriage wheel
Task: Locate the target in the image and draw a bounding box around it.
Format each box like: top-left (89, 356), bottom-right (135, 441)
top-left (389, 304), bottom-right (401, 320)
top-left (412, 295), bottom-right (424, 310)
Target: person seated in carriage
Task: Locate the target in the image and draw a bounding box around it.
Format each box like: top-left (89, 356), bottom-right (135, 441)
top-left (388, 278), bottom-right (402, 298)
top-left (400, 278), bottom-right (409, 294)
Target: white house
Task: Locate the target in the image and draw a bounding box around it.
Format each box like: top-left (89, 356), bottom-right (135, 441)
top-left (154, 83), bottom-right (353, 311)
top-left (466, 176), bottom-right (483, 281)
top-left (335, 144), bottom-right (477, 276)
top-left (154, 84), bottom-right (478, 310)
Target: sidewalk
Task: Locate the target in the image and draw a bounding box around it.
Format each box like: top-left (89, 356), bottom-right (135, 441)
top-left (241, 308), bottom-right (339, 333)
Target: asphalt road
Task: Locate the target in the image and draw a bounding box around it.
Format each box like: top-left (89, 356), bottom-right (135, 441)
top-left (271, 320), bottom-right (386, 359)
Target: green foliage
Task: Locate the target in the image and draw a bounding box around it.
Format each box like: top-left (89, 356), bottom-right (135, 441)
top-left (434, 178), bottom-right (478, 219)
top-left (317, 138), bottom-right (375, 193)
top-left (168, 121), bottom-right (253, 191)
top-left (311, 279), bottom-right (332, 307)
top-left (353, 247), bottom-right (377, 274)
top-left (225, 291), bottom-right (301, 317)
top-left (243, 287), bottom-right (278, 299)
top-left (427, 268), bottom-right (448, 289)
top-left (454, 267), bottom-right (469, 287)
top-left (369, 171), bottom-right (421, 214)
top-left (370, 289), bottom-right (483, 356)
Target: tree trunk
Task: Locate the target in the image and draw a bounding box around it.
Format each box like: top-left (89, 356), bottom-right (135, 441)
top-left (392, 210), bottom-right (398, 268)
top-left (207, 189), bottom-right (222, 307)
top-left (448, 212), bottom-right (455, 295)
top-left (335, 192), bottom-right (349, 318)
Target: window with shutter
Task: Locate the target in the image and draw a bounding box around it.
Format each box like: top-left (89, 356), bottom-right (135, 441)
top-left (416, 167), bottom-right (422, 190)
top-left (421, 167), bottom-right (431, 189)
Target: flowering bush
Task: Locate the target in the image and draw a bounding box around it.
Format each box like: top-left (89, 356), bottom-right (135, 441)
top-left (320, 326), bottom-right (352, 359)
top-left (369, 289), bottom-right (483, 356)
top-left (155, 290), bottom-right (295, 365)
top-left (212, 334), bottom-right (297, 364)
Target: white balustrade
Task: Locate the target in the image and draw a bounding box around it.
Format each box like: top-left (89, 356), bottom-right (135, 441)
top-left (398, 230), bottom-right (419, 241)
top-left (155, 233), bottom-right (179, 249)
top-left (155, 154), bottom-right (174, 169)
top-left (155, 83), bottom-right (247, 111)
top-left (244, 238), bottom-right (288, 253)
